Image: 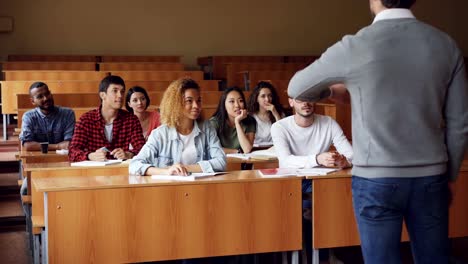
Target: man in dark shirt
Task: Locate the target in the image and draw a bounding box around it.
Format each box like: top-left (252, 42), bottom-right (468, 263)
top-left (69, 75), bottom-right (145, 162)
top-left (19, 82), bottom-right (75, 150)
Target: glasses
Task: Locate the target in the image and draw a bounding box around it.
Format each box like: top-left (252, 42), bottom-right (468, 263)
top-left (293, 98), bottom-right (314, 104)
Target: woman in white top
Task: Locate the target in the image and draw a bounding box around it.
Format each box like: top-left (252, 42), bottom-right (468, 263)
top-left (247, 81), bottom-right (285, 146)
top-left (129, 78), bottom-right (226, 176)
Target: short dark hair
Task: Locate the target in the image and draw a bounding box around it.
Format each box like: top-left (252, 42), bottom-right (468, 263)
top-left (381, 0), bottom-right (415, 8)
top-left (99, 75), bottom-right (125, 93)
top-left (29, 82), bottom-right (48, 95)
top-left (125, 86), bottom-right (151, 113)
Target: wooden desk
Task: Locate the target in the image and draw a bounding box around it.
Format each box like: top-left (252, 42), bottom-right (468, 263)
top-left (17, 150), bottom-right (69, 164)
top-left (26, 162), bottom-right (130, 221)
top-left (33, 171), bottom-right (302, 263)
top-left (226, 156), bottom-right (278, 171)
top-left (306, 162), bottom-right (468, 263)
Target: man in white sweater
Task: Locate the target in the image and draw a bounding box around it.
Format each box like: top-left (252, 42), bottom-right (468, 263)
top-left (271, 98), bottom-right (353, 173)
top-left (271, 97), bottom-right (352, 263)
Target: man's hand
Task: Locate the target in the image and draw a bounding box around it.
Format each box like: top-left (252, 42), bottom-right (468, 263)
top-left (333, 152), bottom-right (351, 168)
top-left (88, 148), bottom-right (107, 161)
top-left (110, 148), bottom-right (127, 160)
top-left (316, 152), bottom-right (336, 167)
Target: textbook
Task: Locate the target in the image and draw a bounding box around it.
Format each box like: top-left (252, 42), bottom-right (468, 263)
top-left (70, 159), bottom-right (123, 167)
top-left (151, 172), bottom-right (227, 181)
top-left (259, 168), bottom-right (339, 177)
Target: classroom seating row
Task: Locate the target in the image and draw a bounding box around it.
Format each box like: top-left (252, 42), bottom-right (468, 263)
top-left (1, 61), bottom-right (187, 71)
top-left (26, 157), bottom-right (468, 264)
top-left (197, 55), bottom-right (319, 80)
top-left (7, 54), bottom-right (181, 62)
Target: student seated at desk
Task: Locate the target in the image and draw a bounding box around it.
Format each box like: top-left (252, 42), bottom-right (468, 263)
top-left (69, 75), bottom-right (145, 162)
top-left (19, 82), bottom-right (75, 195)
top-left (19, 81), bottom-right (75, 151)
top-left (271, 97), bottom-right (352, 263)
top-left (247, 81), bottom-right (286, 147)
top-left (129, 78), bottom-right (226, 176)
top-left (209, 87), bottom-right (256, 154)
top-left (125, 86), bottom-right (161, 140)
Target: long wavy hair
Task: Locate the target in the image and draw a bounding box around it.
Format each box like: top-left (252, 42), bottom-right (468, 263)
top-left (212, 86), bottom-right (248, 136)
top-left (247, 81), bottom-right (285, 123)
top-left (160, 78), bottom-right (200, 128)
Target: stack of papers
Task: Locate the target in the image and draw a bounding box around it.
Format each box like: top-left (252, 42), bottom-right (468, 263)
top-left (259, 168), bottom-right (339, 177)
top-left (151, 172), bottom-right (226, 181)
top-left (71, 159), bottom-right (123, 167)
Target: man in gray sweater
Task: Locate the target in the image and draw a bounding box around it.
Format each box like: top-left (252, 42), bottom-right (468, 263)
top-left (288, 0), bottom-right (467, 263)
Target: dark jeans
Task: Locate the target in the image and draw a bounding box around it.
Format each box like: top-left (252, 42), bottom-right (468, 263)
top-left (352, 174), bottom-right (450, 264)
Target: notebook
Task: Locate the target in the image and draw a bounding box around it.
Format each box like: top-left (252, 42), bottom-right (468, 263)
top-left (70, 159), bottom-right (123, 167)
top-left (151, 172), bottom-right (227, 181)
top-left (259, 168), bottom-right (339, 177)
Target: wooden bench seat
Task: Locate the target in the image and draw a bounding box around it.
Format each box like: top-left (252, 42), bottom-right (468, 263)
top-left (99, 62), bottom-right (184, 71)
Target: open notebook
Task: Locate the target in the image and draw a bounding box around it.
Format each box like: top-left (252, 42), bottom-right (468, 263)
top-left (70, 159), bottom-right (123, 167)
top-left (259, 168), bottom-right (339, 177)
top-left (151, 172), bottom-right (227, 181)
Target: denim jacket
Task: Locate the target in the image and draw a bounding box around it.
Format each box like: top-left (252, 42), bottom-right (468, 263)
top-left (129, 121), bottom-right (226, 175)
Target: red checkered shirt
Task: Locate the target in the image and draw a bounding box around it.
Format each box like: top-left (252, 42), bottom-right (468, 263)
top-left (69, 106), bottom-right (145, 162)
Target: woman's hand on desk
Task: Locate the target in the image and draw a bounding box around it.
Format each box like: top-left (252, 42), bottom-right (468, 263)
top-left (167, 163), bottom-right (190, 176)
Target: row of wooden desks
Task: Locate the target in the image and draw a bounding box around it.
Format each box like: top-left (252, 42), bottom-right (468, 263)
top-left (22, 149), bottom-right (468, 264)
top-left (33, 170), bottom-right (303, 264)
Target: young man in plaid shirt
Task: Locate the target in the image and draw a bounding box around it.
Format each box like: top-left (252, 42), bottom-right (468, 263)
top-left (69, 75), bottom-right (145, 162)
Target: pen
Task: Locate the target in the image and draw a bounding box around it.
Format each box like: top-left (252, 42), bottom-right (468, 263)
top-left (101, 147), bottom-right (110, 153)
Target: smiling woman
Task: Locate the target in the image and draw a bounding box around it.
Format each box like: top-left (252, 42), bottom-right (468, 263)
top-left (129, 78), bottom-right (226, 177)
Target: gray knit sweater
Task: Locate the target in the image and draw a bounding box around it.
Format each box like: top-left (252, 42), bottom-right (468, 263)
top-left (288, 18), bottom-right (468, 181)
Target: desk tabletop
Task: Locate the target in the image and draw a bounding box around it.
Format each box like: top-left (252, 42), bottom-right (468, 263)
top-left (32, 168), bottom-right (354, 192)
top-left (33, 170), bottom-right (308, 192)
top-left (17, 150), bottom-right (67, 158)
top-left (24, 160), bottom-right (130, 171)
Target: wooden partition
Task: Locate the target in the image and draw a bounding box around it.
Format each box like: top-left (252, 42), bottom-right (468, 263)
top-left (1, 80), bottom-right (101, 114)
top-left (3, 71), bottom-right (108, 81)
top-left (197, 56), bottom-right (284, 80)
top-left (226, 63), bottom-right (306, 88)
top-left (1, 62), bottom-right (96, 71)
top-left (1, 80), bottom-right (219, 114)
top-left (7, 54), bottom-right (98, 62)
top-left (100, 55), bottom-right (181, 62)
top-left (126, 80), bottom-right (219, 91)
top-left (111, 71), bottom-right (204, 81)
top-left (99, 62), bottom-right (184, 71)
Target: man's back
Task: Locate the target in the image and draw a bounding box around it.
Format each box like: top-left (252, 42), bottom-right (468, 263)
top-left (291, 17), bottom-right (467, 178)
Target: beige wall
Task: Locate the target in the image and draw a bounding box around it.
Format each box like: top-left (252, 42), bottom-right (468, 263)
top-left (0, 0), bottom-right (466, 68)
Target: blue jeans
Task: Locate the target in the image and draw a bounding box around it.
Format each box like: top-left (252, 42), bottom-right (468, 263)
top-left (352, 175), bottom-right (449, 264)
